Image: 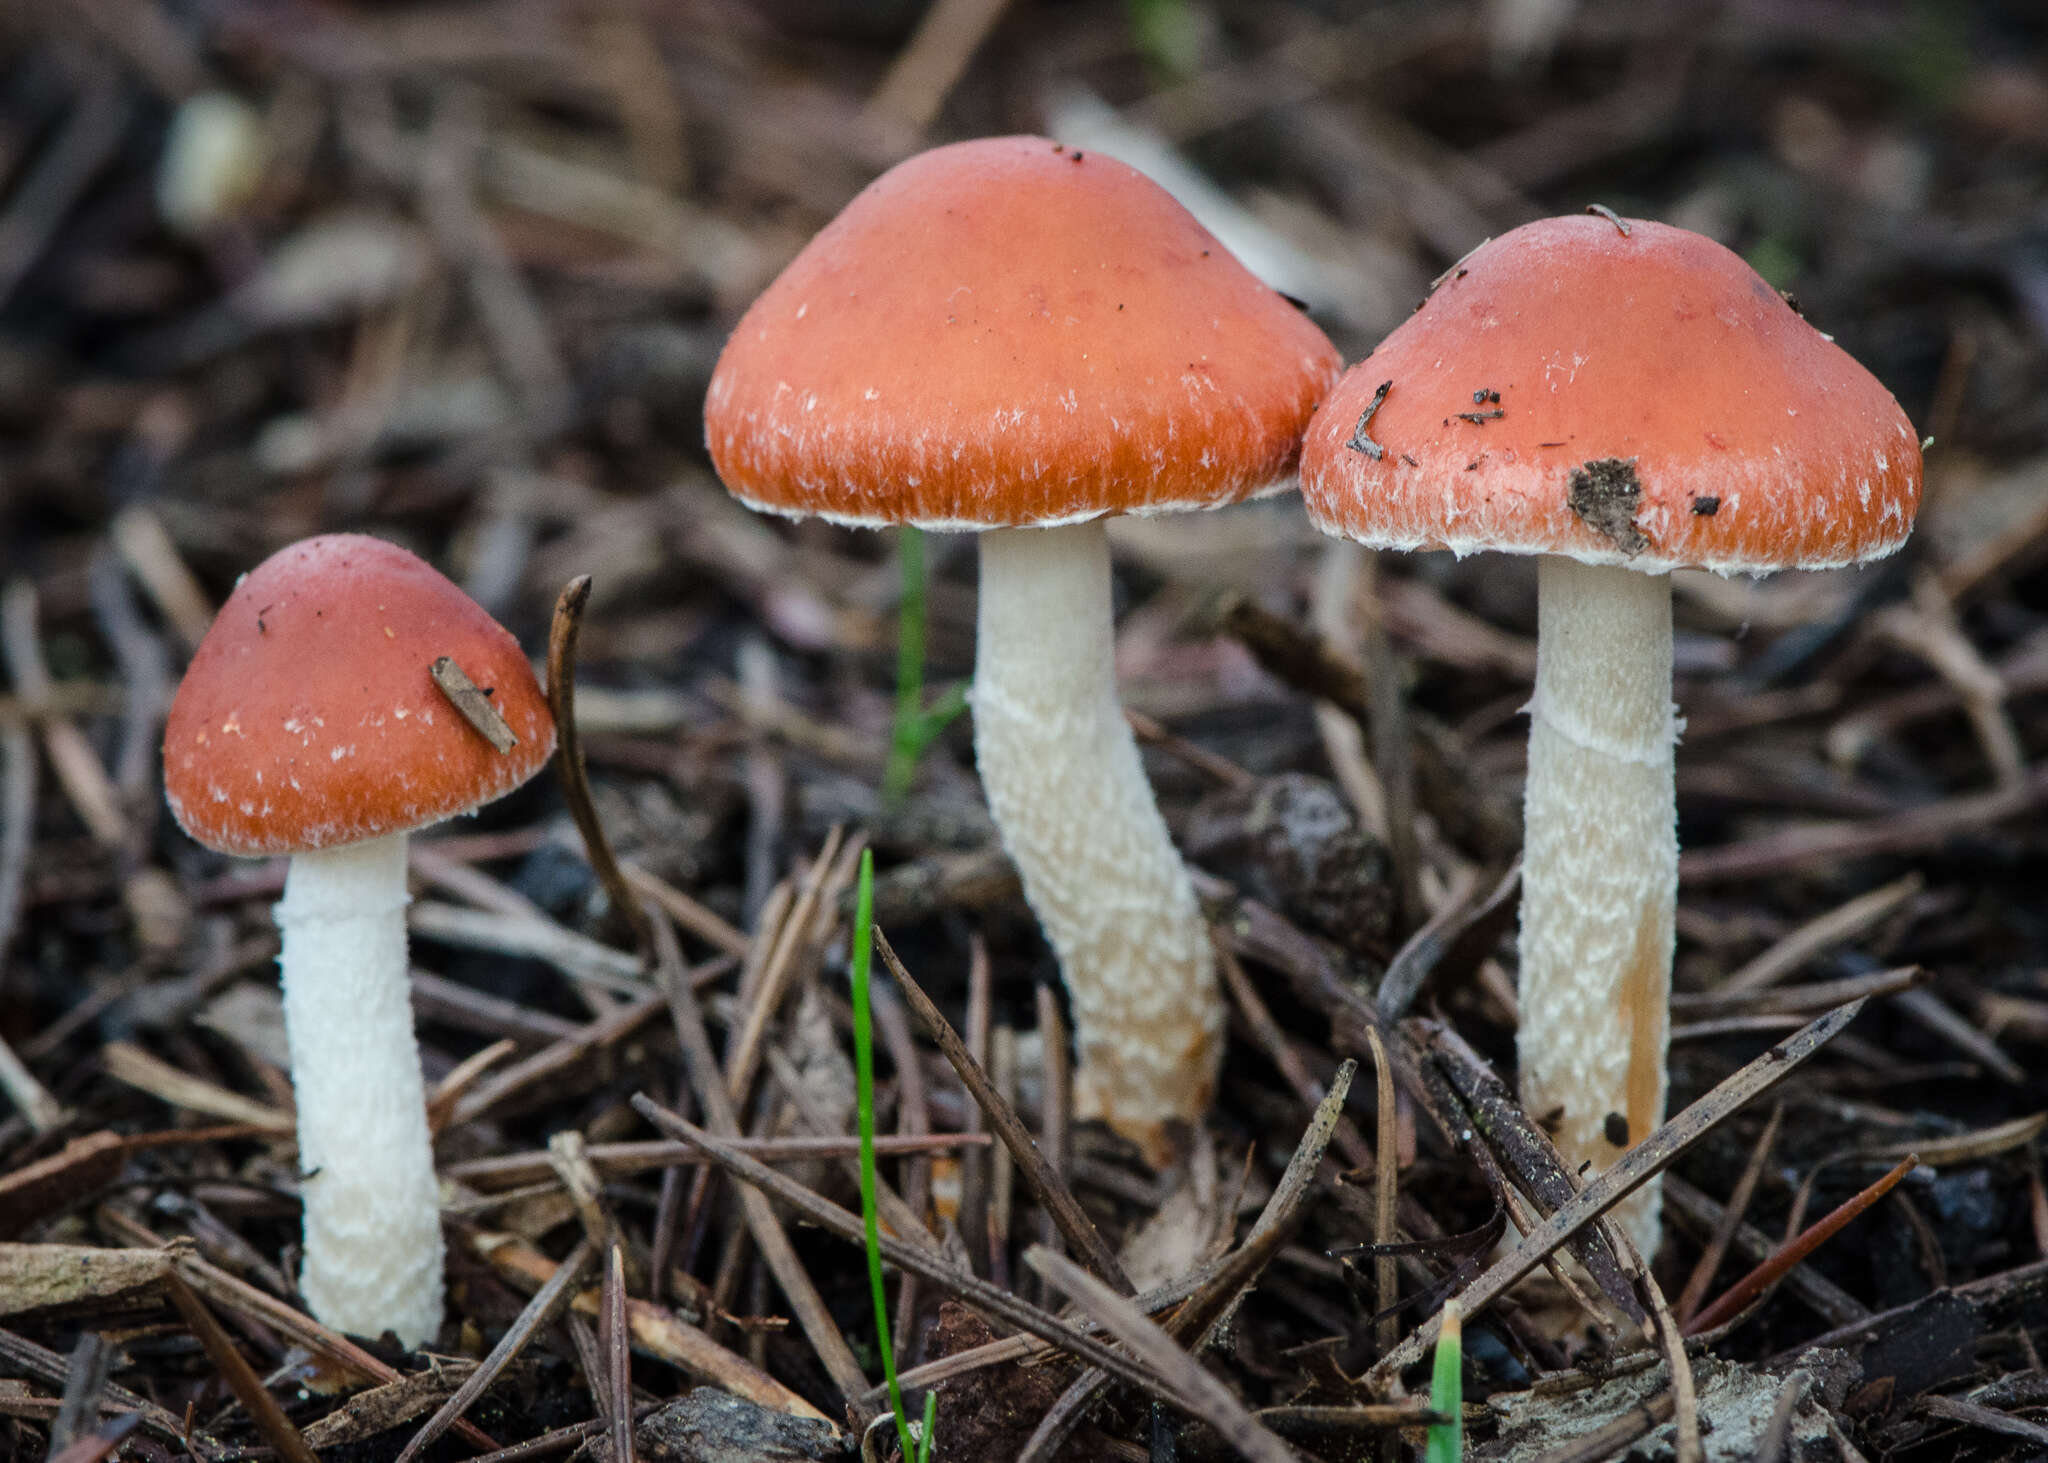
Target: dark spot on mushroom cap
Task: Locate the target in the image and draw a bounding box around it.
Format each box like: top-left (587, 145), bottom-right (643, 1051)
top-left (1567, 457), bottom-right (1648, 555)
top-left (1692, 494), bottom-right (1721, 516)
top-left (1604, 1111), bottom-right (1630, 1146)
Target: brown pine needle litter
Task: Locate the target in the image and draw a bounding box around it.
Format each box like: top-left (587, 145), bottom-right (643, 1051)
top-left (4, 4), bottom-right (2048, 1459)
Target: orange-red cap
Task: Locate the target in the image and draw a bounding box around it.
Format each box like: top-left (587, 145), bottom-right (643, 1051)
top-left (164, 535), bottom-right (556, 856)
top-left (705, 136), bottom-right (1343, 530)
top-left (1300, 214), bottom-right (1922, 573)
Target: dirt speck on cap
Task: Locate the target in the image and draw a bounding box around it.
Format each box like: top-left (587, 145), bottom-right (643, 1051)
top-left (1567, 457), bottom-right (1648, 555)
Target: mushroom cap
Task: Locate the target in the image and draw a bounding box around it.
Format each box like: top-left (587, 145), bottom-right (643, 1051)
top-left (704, 135), bottom-right (1343, 530)
top-left (164, 534), bottom-right (556, 856)
top-left (1300, 214), bottom-right (1923, 574)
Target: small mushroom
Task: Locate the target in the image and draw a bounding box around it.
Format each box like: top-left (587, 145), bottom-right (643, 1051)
top-left (164, 534), bottom-right (556, 1344)
top-left (1299, 215), bottom-right (1922, 1249)
top-left (704, 136), bottom-right (1342, 1164)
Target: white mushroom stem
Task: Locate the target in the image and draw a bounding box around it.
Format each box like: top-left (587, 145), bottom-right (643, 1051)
top-left (275, 832), bottom-right (444, 1345)
top-left (1519, 555), bottom-right (1677, 1254)
top-left (973, 521), bottom-right (1221, 1165)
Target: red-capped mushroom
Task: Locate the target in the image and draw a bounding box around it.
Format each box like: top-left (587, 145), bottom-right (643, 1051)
top-left (705, 136), bottom-right (1342, 1162)
top-left (1300, 215), bottom-right (1921, 1246)
top-left (164, 534), bottom-right (555, 1344)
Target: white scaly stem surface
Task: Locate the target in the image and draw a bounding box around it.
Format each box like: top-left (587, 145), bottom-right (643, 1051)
top-left (974, 522), bottom-right (1221, 1164)
top-left (275, 833), bottom-right (444, 1344)
top-left (1518, 556), bottom-right (1677, 1254)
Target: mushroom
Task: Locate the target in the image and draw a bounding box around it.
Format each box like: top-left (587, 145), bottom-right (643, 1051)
top-left (705, 136), bottom-right (1341, 1162)
top-left (164, 534), bottom-right (556, 1344)
top-left (1298, 215), bottom-right (1922, 1247)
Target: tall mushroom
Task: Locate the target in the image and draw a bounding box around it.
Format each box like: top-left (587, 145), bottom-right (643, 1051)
top-left (705, 136), bottom-right (1341, 1163)
top-left (164, 534), bottom-right (556, 1344)
top-left (1298, 215), bottom-right (1921, 1247)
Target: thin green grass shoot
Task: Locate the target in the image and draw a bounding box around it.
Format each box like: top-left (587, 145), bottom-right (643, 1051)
top-left (881, 526), bottom-right (969, 807)
top-left (850, 849), bottom-right (931, 1461)
top-left (1425, 1299), bottom-right (1464, 1463)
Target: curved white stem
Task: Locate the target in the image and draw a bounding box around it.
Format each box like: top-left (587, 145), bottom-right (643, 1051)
top-left (974, 522), bottom-right (1220, 1165)
top-left (276, 834), bottom-right (444, 1345)
top-left (1518, 556), bottom-right (1677, 1254)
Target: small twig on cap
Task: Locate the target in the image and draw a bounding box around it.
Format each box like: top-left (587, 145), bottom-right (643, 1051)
top-left (1345, 379), bottom-right (1393, 459)
top-left (546, 575), bottom-right (654, 961)
top-left (1585, 203), bottom-right (1631, 236)
top-left (431, 655), bottom-right (517, 751)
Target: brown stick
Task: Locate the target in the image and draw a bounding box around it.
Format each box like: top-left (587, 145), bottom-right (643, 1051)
top-left (602, 1240), bottom-right (635, 1463)
top-left (161, 1249), bottom-right (497, 1451)
top-left (547, 574), bottom-right (654, 961)
top-left (446, 1131), bottom-right (988, 1189)
top-left (394, 1239), bottom-right (595, 1463)
top-left (1674, 1104), bottom-right (1783, 1326)
top-left (1025, 1247), bottom-right (1299, 1463)
top-left (646, 907), bottom-right (871, 1414)
top-left (1015, 1062), bottom-right (1356, 1462)
top-left (1362, 998), bottom-right (1866, 1391)
top-left (162, 1271), bottom-right (321, 1463)
top-left (1365, 1028), bottom-right (1400, 1357)
top-left (1685, 1154), bottom-right (1918, 1335)
top-left (629, 1095), bottom-right (1180, 1403)
top-left (872, 925), bottom-right (1132, 1294)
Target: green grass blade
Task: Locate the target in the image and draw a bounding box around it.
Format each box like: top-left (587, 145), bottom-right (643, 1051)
top-left (912, 680), bottom-right (970, 743)
top-left (851, 850), bottom-right (920, 1460)
top-left (1425, 1299), bottom-right (1463, 1463)
top-left (881, 527), bottom-right (928, 807)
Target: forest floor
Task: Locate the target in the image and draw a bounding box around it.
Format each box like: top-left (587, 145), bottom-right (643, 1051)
top-left (4, 0), bottom-right (2048, 1459)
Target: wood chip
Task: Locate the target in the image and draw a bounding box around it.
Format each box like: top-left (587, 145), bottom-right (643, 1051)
top-left (300, 1362), bottom-right (481, 1448)
top-left (0, 1242), bottom-right (171, 1317)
